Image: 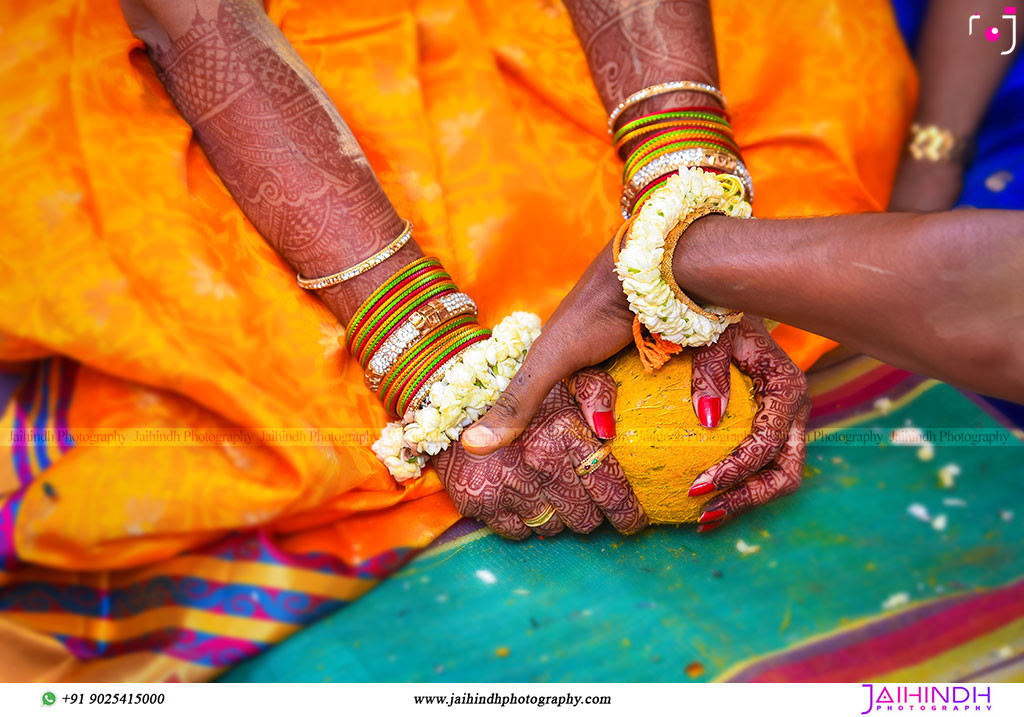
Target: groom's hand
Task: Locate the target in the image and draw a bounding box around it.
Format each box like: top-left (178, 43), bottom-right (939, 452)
top-left (461, 241), bottom-right (635, 453)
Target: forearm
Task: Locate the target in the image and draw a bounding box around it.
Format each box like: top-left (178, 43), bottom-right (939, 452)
top-left (124, 0), bottom-right (420, 322)
top-left (564, 0), bottom-right (719, 153)
top-left (914, 1), bottom-right (1015, 138)
top-left (890, 2), bottom-right (1017, 211)
top-left (677, 211), bottom-right (1024, 400)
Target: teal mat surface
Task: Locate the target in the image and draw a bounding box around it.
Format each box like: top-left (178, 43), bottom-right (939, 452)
top-left (223, 381), bottom-right (1024, 682)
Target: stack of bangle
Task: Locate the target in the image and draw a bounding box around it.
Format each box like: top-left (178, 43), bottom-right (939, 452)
top-left (612, 106), bottom-right (731, 153)
top-left (329, 230), bottom-right (543, 480)
top-left (379, 317), bottom-right (492, 419)
top-left (346, 256), bottom-right (489, 418)
top-left (609, 85), bottom-right (753, 218)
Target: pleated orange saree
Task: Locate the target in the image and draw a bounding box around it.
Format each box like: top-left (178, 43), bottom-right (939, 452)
top-left (0, 0), bottom-right (913, 681)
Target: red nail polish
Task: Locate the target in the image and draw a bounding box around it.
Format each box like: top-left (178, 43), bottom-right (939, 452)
top-left (697, 520), bottom-right (723, 534)
top-left (593, 410), bottom-right (616, 439)
top-left (698, 396), bottom-right (722, 429)
top-left (699, 508), bottom-right (726, 524)
top-left (688, 480), bottom-right (715, 497)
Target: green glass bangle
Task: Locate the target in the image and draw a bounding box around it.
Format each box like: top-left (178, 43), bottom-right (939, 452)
top-left (624, 131), bottom-right (740, 176)
top-left (614, 110), bottom-right (728, 136)
top-left (629, 176), bottom-right (674, 215)
top-left (386, 327), bottom-right (474, 416)
top-left (613, 111), bottom-right (730, 143)
top-left (393, 327), bottom-right (491, 417)
top-left (382, 324), bottom-right (482, 416)
top-left (355, 282), bottom-right (457, 367)
top-left (349, 266), bottom-right (448, 353)
top-left (350, 272), bottom-right (452, 358)
top-left (346, 257), bottom-right (441, 343)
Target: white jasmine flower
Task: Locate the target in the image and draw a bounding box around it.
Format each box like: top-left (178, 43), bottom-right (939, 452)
top-left (614, 168), bottom-right (751, 347)
top-left (372, 312), bottom-right (541, 479)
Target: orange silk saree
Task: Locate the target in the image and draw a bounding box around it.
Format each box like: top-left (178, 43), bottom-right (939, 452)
top-left (0, 0), bottom-right (914, 681)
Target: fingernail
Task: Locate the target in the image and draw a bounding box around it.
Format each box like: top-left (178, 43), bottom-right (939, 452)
top-left (462, 425), bottom-right (496, 447)
top-left (593, 410), bottom-right (616, 439)
top-left (697, 520), bottom-right (723, 534)
top-left (688, 480), bottom-right (715, 497)
top-left (699, 508), bottom-right (726, 524)
top-left (698, 396), bottom-right (722, 429)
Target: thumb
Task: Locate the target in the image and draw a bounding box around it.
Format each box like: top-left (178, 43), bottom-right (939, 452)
top-left (566, 368), bottom-right (618, 440)
top-left (691, 329), bottom-right (734, 429)
top-left (461, 338), bottom-right (567, 455)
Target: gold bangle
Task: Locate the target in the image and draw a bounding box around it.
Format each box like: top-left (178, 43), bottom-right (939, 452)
top-left (607, 81), bottom-right (727, 134)
top-left (659, 206), bottom-right (743, 325)
top-left (906, 123), bottom-right (971, 164)
top-left (297, 219), bottom-right (413, 290)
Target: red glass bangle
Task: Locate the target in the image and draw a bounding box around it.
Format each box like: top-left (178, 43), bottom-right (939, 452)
top-left (350, 273), bottom-right (452, 359)
top-left (346, 263), bottom-right (445, 353)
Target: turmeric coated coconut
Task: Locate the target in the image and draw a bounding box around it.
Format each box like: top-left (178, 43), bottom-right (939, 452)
top-left (602, 349), bottom-right (757, 524)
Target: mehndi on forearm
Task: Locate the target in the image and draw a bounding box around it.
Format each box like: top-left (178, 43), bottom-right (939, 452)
top-left (139, 0), bottom-right (415, 320)
top-left (564, 0), bottom-right (719, 119)
top-left (126, 0), bottom-right (547, 476)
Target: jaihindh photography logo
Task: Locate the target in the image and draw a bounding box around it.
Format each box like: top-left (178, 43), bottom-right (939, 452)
top-left (860, 685), bottom-right (993, 713)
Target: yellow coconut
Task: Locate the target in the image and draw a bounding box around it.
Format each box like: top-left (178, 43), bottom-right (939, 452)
top-left (602, 350), bottom-right (757, 523)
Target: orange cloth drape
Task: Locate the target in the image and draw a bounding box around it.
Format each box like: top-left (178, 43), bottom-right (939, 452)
top-left (0, 0), bottom-right (914, 681)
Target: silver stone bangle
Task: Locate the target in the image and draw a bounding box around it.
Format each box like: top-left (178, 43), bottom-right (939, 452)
top-left (365, 292), bottom-right (477, 391)
top-left (620, 151), bottom-right (754, 218)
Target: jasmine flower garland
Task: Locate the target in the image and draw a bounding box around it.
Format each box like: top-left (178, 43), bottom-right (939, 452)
top-left (372, 311), bottom-right (542, 480)
top-left (615, 167), bottom-right (751, 347)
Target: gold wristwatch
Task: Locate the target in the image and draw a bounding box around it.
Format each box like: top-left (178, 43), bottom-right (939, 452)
top-left (906, 123), bottom-right (972, 164)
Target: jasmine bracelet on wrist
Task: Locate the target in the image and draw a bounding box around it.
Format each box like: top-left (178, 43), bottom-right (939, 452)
top-left (613, 167), bottom-right (750, 366)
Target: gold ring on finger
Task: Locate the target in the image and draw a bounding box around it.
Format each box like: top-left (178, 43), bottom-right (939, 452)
top-left (575, 444), bottom-right (612, 477)
top-left (522, 503), bottom-right (557, 528)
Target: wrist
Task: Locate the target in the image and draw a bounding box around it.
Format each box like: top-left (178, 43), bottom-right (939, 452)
top-left (888, 156), bottom-right (964, 212)
top-left (319, 240), bottom-right (425, 325)
top-left (670, 214), bottom-right (735, 306)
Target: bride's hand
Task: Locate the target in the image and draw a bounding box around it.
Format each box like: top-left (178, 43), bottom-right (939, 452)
top-left (688, 316), bottom-right (810, 532)
top-left (437, 371), bottom-right (647, 538)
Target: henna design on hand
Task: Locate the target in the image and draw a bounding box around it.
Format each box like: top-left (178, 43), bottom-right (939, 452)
top-left (141, 1), bottom-right (410, 320)
top-left (435, 373), bottom-right (646, 539)
top-left (691, 328), bottom-right (734, 403)
top-left (692, 317), bottom-right (810, 529)
top-left (702, 397), bottom-right (809, 520)
top-left (566, 369), bottom-right (616, 413)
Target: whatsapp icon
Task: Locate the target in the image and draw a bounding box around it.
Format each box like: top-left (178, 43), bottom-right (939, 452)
top-left (42, 692), bottom-right (56, 706)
